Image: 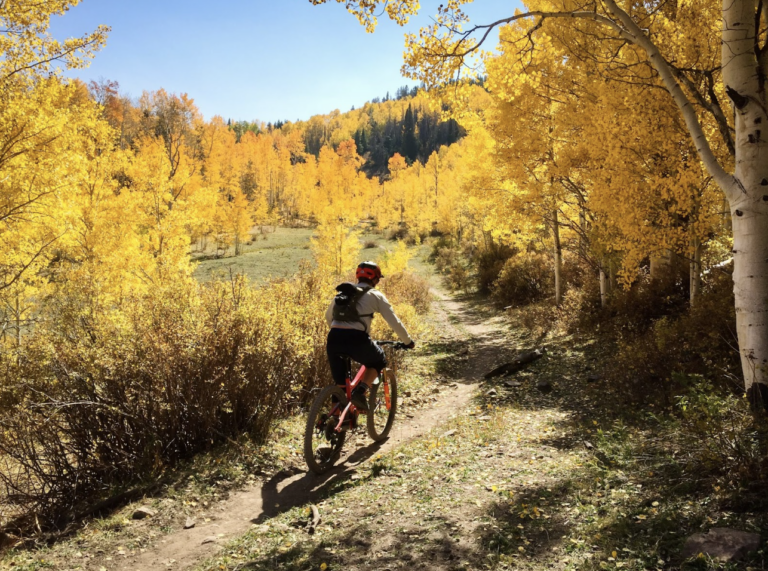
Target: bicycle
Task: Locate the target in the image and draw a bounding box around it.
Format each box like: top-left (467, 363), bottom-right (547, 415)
top-left (303, 340), bottom-right (407, 474)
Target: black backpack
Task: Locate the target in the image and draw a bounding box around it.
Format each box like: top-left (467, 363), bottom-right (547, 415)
top-left (332, 283), bottom-right (374, 330)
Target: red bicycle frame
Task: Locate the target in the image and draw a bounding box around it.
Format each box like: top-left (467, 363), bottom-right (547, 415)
top-left (332, 364), bottom-right (392, 432)
top-left (333, 364), bottom-right (367, 432)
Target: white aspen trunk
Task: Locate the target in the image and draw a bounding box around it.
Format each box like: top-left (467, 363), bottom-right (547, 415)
top-left (719, 0), bottom-right (768, 400)
top-left (15, 294), bottom-right (20, 350)
top-left (552, 210), bottom-right (562, 306)
top-left (599, 266), bottom-right (608, 308)
top-left (689, 238), bottom-right (702, 306)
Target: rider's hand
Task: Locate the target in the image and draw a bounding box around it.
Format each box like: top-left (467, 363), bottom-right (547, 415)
top-left (405, 341), bottom-right (415, 350)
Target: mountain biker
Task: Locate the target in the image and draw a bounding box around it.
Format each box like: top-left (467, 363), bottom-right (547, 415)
top-left (326, 261), bottom-right (415, 412)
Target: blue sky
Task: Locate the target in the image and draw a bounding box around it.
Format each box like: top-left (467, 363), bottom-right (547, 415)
top-left (50, 0), bottom-right (517, 123)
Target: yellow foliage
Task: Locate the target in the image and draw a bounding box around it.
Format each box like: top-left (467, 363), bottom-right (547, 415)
top-left (311, 215), bottom-right (361, 277)
top-left (379, 241), bottom-right (413, 276)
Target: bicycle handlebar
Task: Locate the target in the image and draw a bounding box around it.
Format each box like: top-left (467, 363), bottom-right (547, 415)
top-left (375, 340), bottom-right (412, 350)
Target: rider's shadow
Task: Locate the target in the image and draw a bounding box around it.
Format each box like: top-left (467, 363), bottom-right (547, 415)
top-left (253, 438), bottom-right (386, 524)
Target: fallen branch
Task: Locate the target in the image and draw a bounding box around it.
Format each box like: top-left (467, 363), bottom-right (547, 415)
top-left (484, 348), bottom-right (547, 379)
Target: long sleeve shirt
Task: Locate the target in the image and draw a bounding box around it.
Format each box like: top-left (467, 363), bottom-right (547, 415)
top-left (325, 282), bottom-right (413, 344)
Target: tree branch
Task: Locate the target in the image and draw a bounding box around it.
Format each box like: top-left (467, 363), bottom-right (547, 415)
top-left (601, 0), bottom-right (735, 200)
top-left (668, 64), bottom-right (736, 156)
top-left (437, 10), bottom-right (637, 61)
top-left (0, 233), bottom-right (63, 292)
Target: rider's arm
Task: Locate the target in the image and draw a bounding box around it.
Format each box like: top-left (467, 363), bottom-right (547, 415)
top-left (325, 298), bottom-right (335, 327)
top-left (372, 291), bottom-right (413, 345)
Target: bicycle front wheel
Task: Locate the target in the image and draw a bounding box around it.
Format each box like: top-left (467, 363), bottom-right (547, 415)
top-left (367, 369), bottom-right (397, 442)
top-left (304, 385), bottom-right (348, 474)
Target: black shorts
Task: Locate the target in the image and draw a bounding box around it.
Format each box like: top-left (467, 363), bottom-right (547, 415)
top-left (326, 328), bottom-right (387, 385)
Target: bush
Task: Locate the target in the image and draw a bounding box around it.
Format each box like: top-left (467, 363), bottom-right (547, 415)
top-left (598, 271), bottom-right (739, 401)
top-left (476, 244), bottom-right (515, 293)
top-left (676, 380), bottom-right (768, 482)
top-left (380, 271), bottom-right (432, 315)
top-left (491, 253), bottom-right (553, 307)
top-left (0, 262), bottom-right (431, 530)
top-left (379, 240), bottom-right (412, 276)
top-left (387, 226), bottom-right (423, 245)
top-left (430, 245), bottom-right (472, 293)
top-left (0, 269), bottom-right (334, 528)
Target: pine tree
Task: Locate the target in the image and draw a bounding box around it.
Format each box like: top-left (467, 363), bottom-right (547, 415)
top-left (401, 104), bottom-right (419, 162)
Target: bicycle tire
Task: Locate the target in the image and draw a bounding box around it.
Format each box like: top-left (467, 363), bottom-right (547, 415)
top-left (304, 385), bottom-right (348, 474)
top-left (367, 369), bottom-right (397, 441)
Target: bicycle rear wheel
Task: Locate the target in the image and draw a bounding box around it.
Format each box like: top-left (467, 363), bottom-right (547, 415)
top-left (304, 385), bottom-right (348, 474)
top-left (367, 369), bottom-right (397, 441)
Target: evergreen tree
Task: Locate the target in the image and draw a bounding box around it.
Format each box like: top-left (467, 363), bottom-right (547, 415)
top-left (401, 104), bottom-right (419, 163)
top-left (360, 129), bottom-right (368, 154)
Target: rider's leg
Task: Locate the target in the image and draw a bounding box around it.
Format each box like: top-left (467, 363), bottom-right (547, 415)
top-left (326, 329), bottom-right (351, 386)
top-left (359, 366), bottom-right (379, 388)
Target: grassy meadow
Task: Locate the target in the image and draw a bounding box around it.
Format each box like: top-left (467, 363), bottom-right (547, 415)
top-left (192, 228), bottom-right (316, 283)
top-left (192, 226), bottom-right (432, 284)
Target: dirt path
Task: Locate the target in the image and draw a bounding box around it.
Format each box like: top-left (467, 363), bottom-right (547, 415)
top-left (113, 287), bottom-right (509, 571)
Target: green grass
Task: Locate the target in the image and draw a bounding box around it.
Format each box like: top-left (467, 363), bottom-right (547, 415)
top-left (191, 226), bottom-right (431, 284)
top-left (193, 227), bottom-right (316, 283)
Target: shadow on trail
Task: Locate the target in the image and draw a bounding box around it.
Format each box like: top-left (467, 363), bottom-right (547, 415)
top-left (226, 513), bottom-right (493, 571)
top-left (255, 438), bottom-right (386, 523)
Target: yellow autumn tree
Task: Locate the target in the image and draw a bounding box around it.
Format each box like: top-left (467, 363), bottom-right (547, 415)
top-left (311, 211), bottom-right (361, 277)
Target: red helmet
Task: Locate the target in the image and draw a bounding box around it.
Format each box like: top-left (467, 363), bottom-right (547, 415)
top-left (356, 261), bottom-right (383, 281)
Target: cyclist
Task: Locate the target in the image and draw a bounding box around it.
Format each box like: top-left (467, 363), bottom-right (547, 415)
top-left (325, 261), bottom-right (415, 412)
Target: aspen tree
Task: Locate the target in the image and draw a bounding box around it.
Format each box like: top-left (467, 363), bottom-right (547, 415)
top-left (317, 0), bottom-right (768, 398)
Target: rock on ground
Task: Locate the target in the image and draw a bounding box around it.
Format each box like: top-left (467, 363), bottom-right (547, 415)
top-left (131, 507), bottom-right (156, 520)
top-left (681, 528), bottom-right (761, 562)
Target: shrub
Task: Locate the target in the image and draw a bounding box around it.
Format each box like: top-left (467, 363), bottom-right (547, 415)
top-left (491, 253), bottom-right (553, 307)
top-left (0, 262), bottom-right (431, 530)
top-left (363, 240), bottom-right (378, 249)
top-left (0, 268), bottom-right (332, 528)
top-left (600, 271), bottom-right (738, 401)
top-left (387, 226), bottom-right (423, 245)
top-left (428, 236), bottom-right (454, 263)
top-left (476, 244), bottom-right (515, 293)
top-left (380, 271), bottom-right (432, 316)
top-left (676, 379), bottom-right (768, 483)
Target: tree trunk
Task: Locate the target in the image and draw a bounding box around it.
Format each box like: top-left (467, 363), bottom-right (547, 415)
top-left (650, 250), bottom-right (671, 282)
top-left (720, 0), bottom-right (768, 402)
top-left (552, 209), bottom-right (562, 306)
top-left (608, 263), bottom-right (615, 292)
top-left (689, 238), bottom-right (701, 306)
top-left (15, 294), bottom-right (20, 350)
top-left (599, 265), bottom-right (608, 308)
top-left (731, 155), bottom-right (768, 401)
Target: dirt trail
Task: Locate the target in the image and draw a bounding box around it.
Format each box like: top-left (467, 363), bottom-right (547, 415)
top-left (114, 287), bottom-right (510, 571)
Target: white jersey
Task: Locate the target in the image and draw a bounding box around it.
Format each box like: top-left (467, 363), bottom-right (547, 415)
top-left (325, 283), bottom-right (413, 344)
